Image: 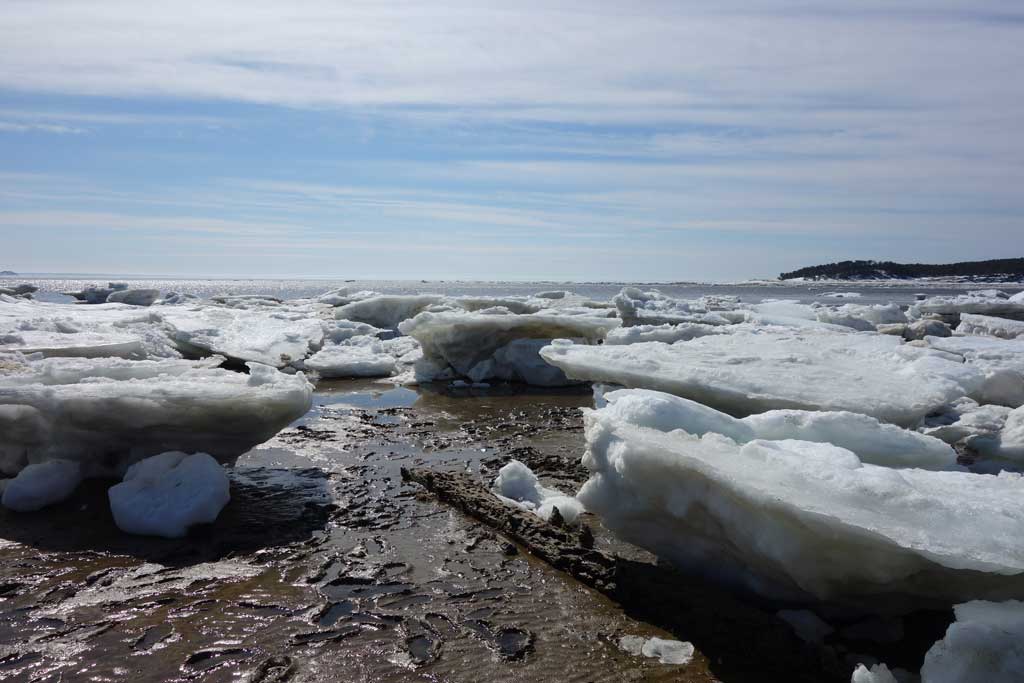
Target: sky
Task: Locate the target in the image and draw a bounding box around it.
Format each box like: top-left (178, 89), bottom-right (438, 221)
top-left (1, 1), bottom-right (1022, 282)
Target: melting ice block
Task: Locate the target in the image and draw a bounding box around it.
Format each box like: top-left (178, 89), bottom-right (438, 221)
top-left (577, 401), bottom-right (1024, 608)
top-left (542, 330), bottom-right (984, 426)
top-left (400, 311), bottom-right (618, 386)
top-left (1, 459), bottom-right (83, 511)
top-left (492, 459), bottom-right (583, 524)
top-left (108, 452), bottom-right (230, 538)
top-left (919, 600), bottom-right (1024, 683)
top-left (0, 356), bottom-right (312, 476)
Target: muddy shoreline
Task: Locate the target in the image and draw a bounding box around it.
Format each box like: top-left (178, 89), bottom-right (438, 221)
top-left (0, 380), bottom-right (949, 682)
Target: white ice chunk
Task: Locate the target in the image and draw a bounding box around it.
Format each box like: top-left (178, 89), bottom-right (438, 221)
top-left (492, 459), bottom-right (583, 525)
top-left (920, 600), bottom-right (1024, 683)
top-left (969, 405), bottom-right (1024, 470)
top-left (543, 330), bottom-right (984, 426)
top-left (0, 330), bottom-right (143, 359)
top-left (334, 294), bottom-right (450, 329)
top-left (578, 403), bottom-right (1024, 606)
top-left (605, 322), bottom-right (728, 346)
top-left (401, 311), bottom-right (618, 386)
top-left (0, 356), bottom-right (312, 476)
top-left (108, 452), bottom-right (230, 538)
top-left (911, 293), bottom-right (1024, 324)
top-left (602, 389), bottom-right (957, 469)
top-left (851, 663), bottom-right (899, 683)
top-left (640, 637), bottom-right (695, 665)
top-left (1, 459), bottom-right (82, 511)
top-left (161, 305), bottom-right (324, 368)
top-left (816, 303), bottom-right (907, 331)
top-left (303, 336), bottom-right (398, 378)
top-left (614, 287), bottom-right (739, 327)
top-left (924, 335), bottom-right (1024, 407)
top-left (106, 289), bottom-right (160, 307)
top-left (957, 313), bottom-right (1024, 340)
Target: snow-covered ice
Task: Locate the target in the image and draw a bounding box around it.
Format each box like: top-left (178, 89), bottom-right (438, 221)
top-left (1, 459), bottom-right (82, 512)
top-left (0, 356), bottom-right (313, 476)
top-left (492, 459), bottom-right (584, 525)
top-left (816, 303), bottom-right (907, 331)
top-left (604, 322), bottom-right (728, 345)
top-left (108, 451), bottom-right (231, 538)
top-left (400, 310), bottom-right (618, 386)
top-left (577, 399), bottom-right (1024, 607)
top-left (160, 305), bottom-right (325, 368)
top-left (335, 294), bottom-right (450, 330)
top-left (600, 389), bottom-right (958, 470)
top-left (969, 405), bottom-right (1024, 470)
top-left (106, 289), bottom-right (160, 307)
top-left (911, 292), bottom-right (1024, 324)
top-left (957, 313), bottom-right (1024, 340)
top-left (542, 329), bottom-right (984, 426)
top-left (924, 335), bottom-right (1024, 407)
top-left (919, 600), bottom-right (1024, 683)
top-left (303, 336), bottom-right (398, 378)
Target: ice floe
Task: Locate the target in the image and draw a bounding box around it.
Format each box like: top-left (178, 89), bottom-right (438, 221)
top-left (923, 334), bottom-right (1024, 407)
top-left (542, 329), bottom-right (984, 426)
top-left (577, 397), bottom-right (1024, 607)
top-left (599, 389), bottom-right (957, 469)
top-left (161, 305), bottom-right (325, 367)
top-left (108, 451), bottom-right (230, 538)
top-left (0, 356), bottom-right (312, 476)
top-left (335, 294), bottom-right (451, 330)
top-left (956, 313), bottom-right (1024, 340)
top-left (303, 336), bottom-right (398, 378)
top-left (400, 311), bottom-right (618, 386)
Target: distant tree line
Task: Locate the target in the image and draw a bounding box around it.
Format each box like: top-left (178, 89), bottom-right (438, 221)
top-left (779, 258), bottom-right (1024, 281)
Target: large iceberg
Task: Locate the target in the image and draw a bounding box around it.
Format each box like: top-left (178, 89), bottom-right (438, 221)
top-left (542, 329), bottom-right (984, 426)
top-left (0, 356), bottom-right (312, 476)
top-left (400, 310), bottom-right (619, 386)
top-left (160, 305), bottom-right (325, 368)
top-left (578, 400), bottom-right (1024, 607)
top-left (600, 389), bottom-right (957, 469)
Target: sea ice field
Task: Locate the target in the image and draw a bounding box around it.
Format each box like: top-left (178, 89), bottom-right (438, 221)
top-left (1, 276), bottom-right (1024, 682)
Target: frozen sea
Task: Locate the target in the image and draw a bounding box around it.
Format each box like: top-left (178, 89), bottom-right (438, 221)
top-left (7, 274), bottom-right (1021, 306)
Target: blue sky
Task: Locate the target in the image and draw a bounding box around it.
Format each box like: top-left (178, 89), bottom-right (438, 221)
top-left (1, 1), bottom-right (1022, 281)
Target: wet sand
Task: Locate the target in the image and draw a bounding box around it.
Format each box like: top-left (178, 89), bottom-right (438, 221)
top-left (0, 380), bottom-right (720, 683)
